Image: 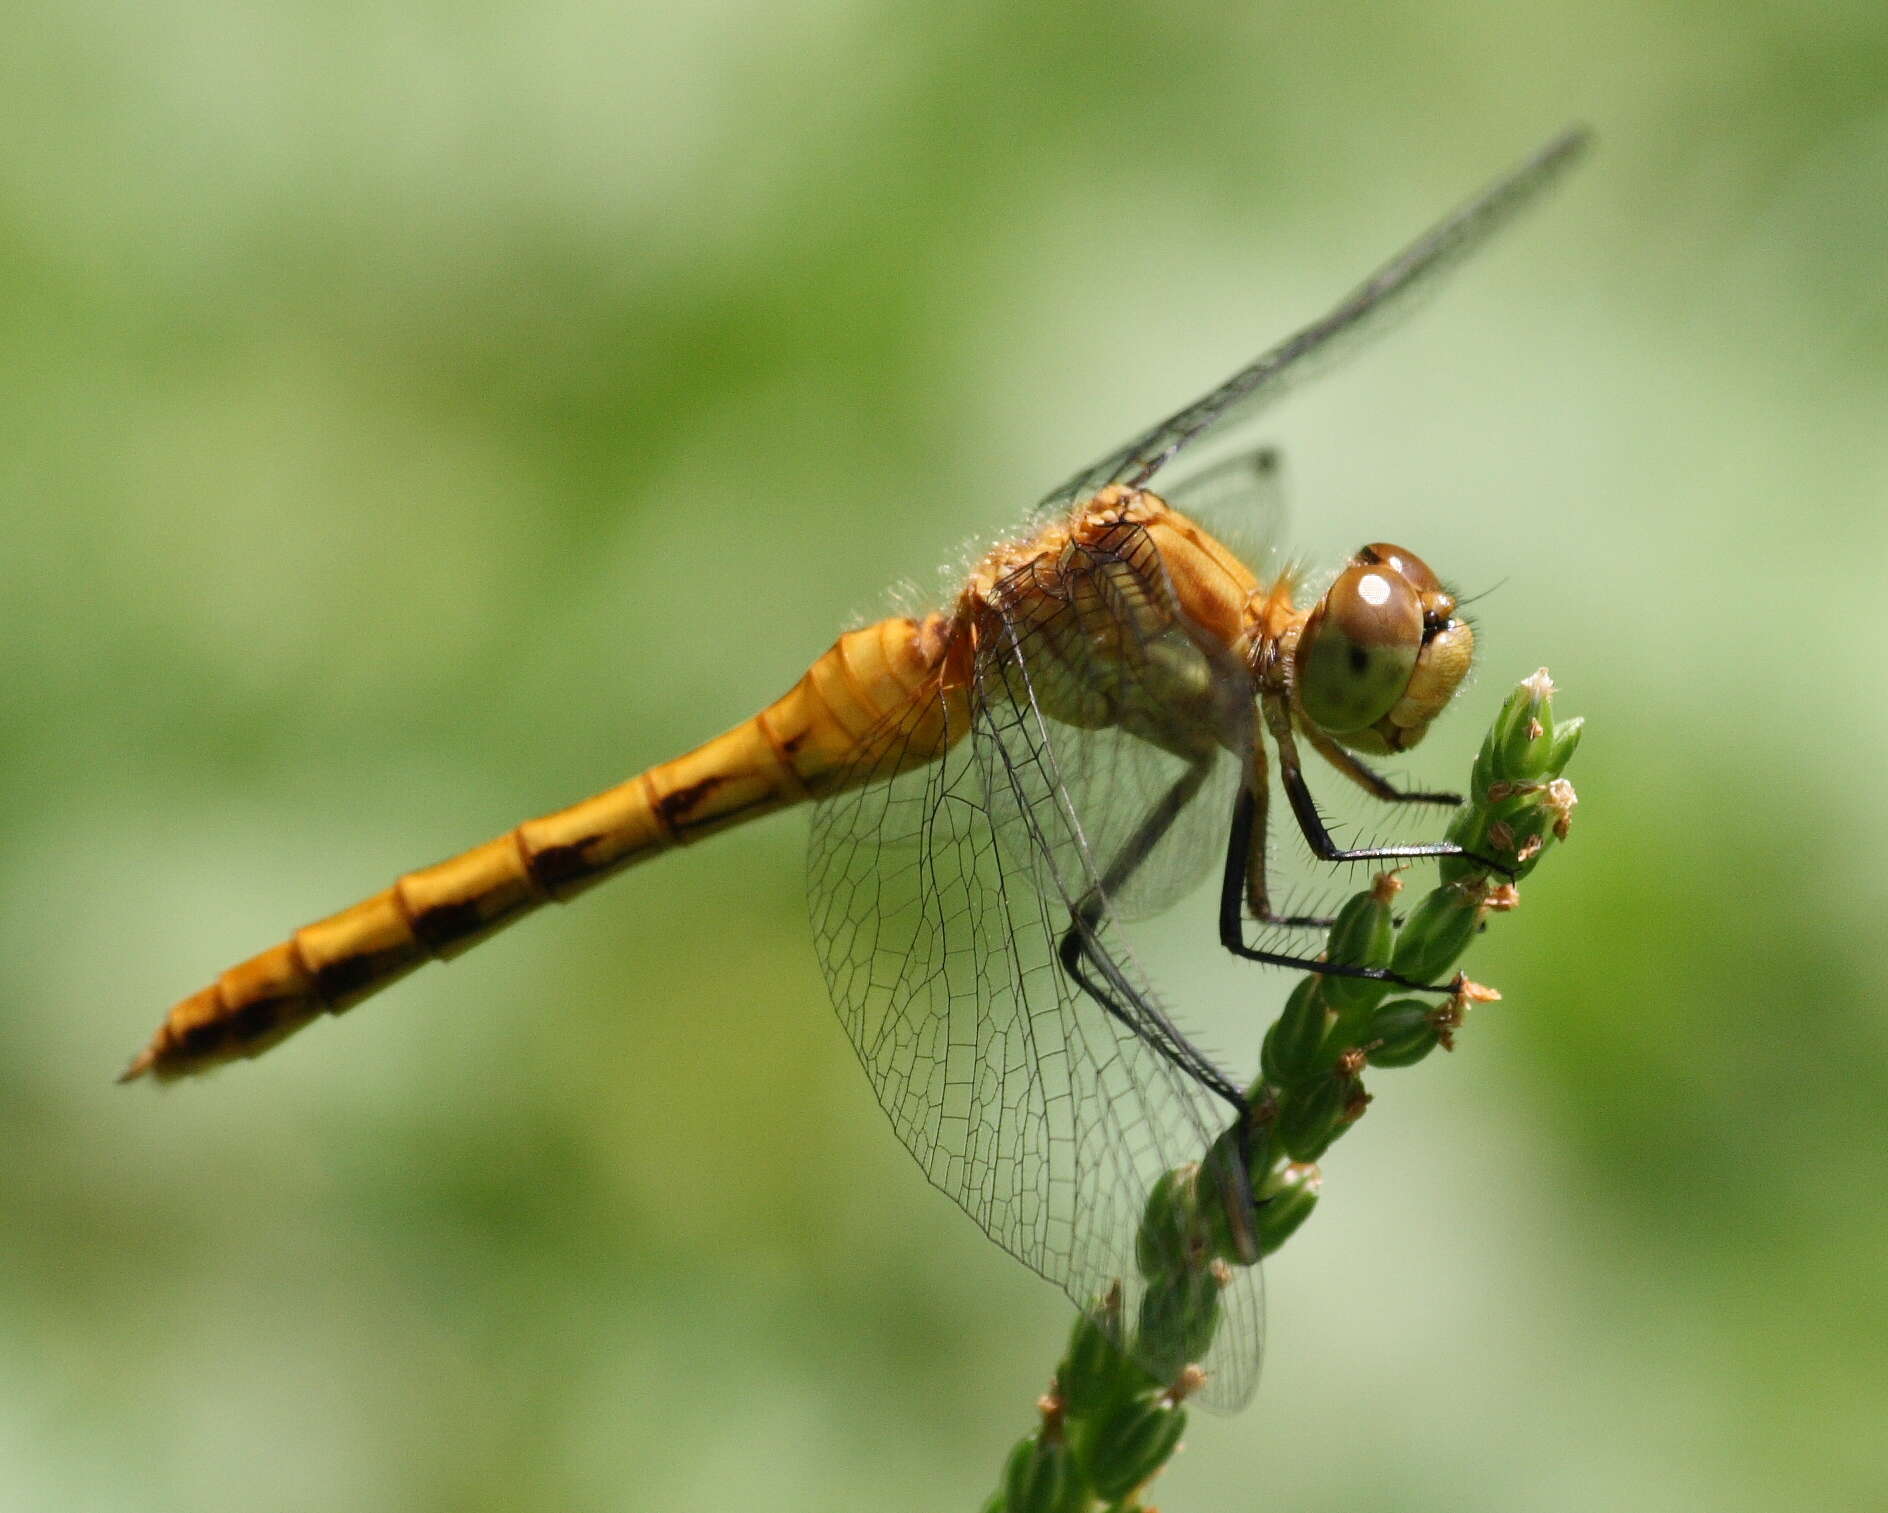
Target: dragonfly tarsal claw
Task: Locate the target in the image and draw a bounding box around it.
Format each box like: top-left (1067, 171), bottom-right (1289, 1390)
top-left (1461, 847), bottom-right (1519, 881)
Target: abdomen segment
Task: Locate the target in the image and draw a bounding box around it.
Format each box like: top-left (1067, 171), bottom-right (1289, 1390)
top-left (122, 615), bottom-right (963, 1082)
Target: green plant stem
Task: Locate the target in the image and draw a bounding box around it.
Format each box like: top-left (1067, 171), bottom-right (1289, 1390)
top-left (984, 668), bottom-right (1583, 1513)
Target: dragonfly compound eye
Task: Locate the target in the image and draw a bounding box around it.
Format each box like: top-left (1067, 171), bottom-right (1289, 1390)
top-left (1356, 541), bottom-right (1444, 599)
top-left (1295, 562), bottom-right (1423, 735)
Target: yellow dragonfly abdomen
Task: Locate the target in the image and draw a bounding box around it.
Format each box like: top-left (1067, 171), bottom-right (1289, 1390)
top-left (122, 613), bottom-right (964, 1082)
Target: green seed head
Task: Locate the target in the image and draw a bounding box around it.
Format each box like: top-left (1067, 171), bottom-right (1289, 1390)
top-left (1134, 1167), bottom-right (1204, 1280)
top-left (1390, 883), bottom-right (1482, 984)
top-left (1277, 1072), bottom-right (1348, 1162)
top-left (1365, 997), bottom-right (1442, 1067)
top-left (1002, 1434), bottom-right (1072, 1513)
top-left (1321, 876), bottom-right (1399, 1014)
top-left (1265, 977), bottom-right (1335, 1087)
top-left (1060, 1295), bottom-right (1151, 1417)
top-left (1080, 1394), bottom-right (1189, 1503)
top-left (1255, 1162), bottom-right (1321, 1256)
top-left (1134, 1269), bottom-right (1222, 1382)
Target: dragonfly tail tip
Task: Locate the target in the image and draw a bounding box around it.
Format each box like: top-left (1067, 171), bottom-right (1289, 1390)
top-left (116, 1047), bottom-right (156, 1085)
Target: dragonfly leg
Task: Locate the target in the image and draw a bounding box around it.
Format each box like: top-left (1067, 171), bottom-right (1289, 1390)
top-left (1299, 723), bottom-right (1460, 807)
top-left (1262, 693), bottom-right (1511, 876)
top-left (1054, 760), bottom-right (1249, 1115)
top-left (1060, 911), bottom-right (1266, 1262)
top-left (1236, 736), bottom-right (1337, 931)
top-left (1219, 784), bottom-right (1457, 993)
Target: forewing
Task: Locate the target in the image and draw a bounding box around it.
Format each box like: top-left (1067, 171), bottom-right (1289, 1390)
top-left (1032, 127), bottom-right (1590, 519)
top-left (970, 609), bottom-right (1266, 1408)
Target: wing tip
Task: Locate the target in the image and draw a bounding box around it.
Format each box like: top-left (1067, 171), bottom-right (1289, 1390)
top-left (1528, 123), bottom-right (1597, 187)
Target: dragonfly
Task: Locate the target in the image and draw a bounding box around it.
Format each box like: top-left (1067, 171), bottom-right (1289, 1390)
top-left (124, 127), bottom-right (1589, 1410)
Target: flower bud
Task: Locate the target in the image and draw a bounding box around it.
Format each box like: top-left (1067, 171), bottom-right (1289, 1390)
top-left (1469, 731), bottom-right (1498, 799)
top-left (1277, 1072), bottom-right (1347, 1162)
top-left (1134, 1270), bottom-right (1220, 1382)
top-left (1547, 715), bottom-right (1584, 776)
top-left (1390, 883), bottom-right (1481, 985)
top-left (1495, 669), bottom-right (1558, 780)
top-left (1320, 882), bottom-right (1396, 1015)
top-left (1255, 1162), bottom-right (1321, 1255)
top-left (1059, 1299), bottom-right (1149, 1417)
top-left (1364, 997), bottom-right (1440, 1067)
top-left (1082, 1394), bottom-right (1188, 1503)
top-left (1134, 1167), bottom-right (1204, 1280)
top-left (1263, 978), bottom-right (1331, 1087)
top-left (1438, 791), bottom-right (1512, 885)
top-left (1003, 1430), bottom-right (1083, 1513)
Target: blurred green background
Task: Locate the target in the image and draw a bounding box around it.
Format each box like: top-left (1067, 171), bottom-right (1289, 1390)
top-left (6, 3), bottom-right (1887, 1509)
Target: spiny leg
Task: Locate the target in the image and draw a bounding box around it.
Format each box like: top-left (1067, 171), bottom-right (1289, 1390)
top-left (1261, 692), bottom-right (1510, 875)
top-left (1299, 722), bottom-right (1461, 807)
top-left (1218, 700), bottom-right (1502, 992)
top-left (1218, 783), bottom-right (1451, 992)
top-left (1235, 734), bottom-right (1338, 932)
top-left (1054, 758), bottom-right (1246, 1112)
top-left (1052, 758), bottom-right (1265, 1259)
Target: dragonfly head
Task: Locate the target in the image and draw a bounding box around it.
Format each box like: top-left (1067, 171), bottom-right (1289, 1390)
top-left (1292, 543), bottom-right (1474, 753)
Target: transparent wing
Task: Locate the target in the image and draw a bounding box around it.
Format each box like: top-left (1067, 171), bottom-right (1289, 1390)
top-left (970, 612), bottom-right (1266, 1410)
top-left (1160, 445), bottom-right (1289, 588)
top-left (1033, 126), bottom-right (1591, 520)
top-left (807, 528), bottom-right (1265, 1410)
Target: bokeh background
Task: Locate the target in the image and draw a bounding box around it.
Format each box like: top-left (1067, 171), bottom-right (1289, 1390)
top-left (6, 4), bottom-right (1887, 1510)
